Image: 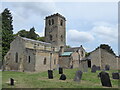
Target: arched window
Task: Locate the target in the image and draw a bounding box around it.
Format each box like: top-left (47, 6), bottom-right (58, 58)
top-left (52, 19), bottom-right (54, 25)
top-left (60, 20), bottom-right (63, 26)
top-left (15, 52), bottom-right (18, 63)
top-left (48, 20), bottom-right (51, 25)
top-left (28, 56), bottom-right (31, 63)
top-left (81, 51), bottom-right (84, 57)
top-left (54, 59), bottom-right (56, 65)
top-left (50, 35), bottom-right (52, 41)
top-left (44, 57), bottom-right (47, 65)
top-left (61, 35), bottom-right (63, 41)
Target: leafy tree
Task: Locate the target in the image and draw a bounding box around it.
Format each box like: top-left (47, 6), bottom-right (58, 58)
top-left (37, 36), bottom-right (45, 42)
top-left (96, 44), bottom-right (116, 55)
top-left (66, 45), bottom-right (71, 48)
top-left (85, 52), bottom-right (90, 57)
top-left (2, 8), bottom-right (14, 60)
top-left (26, 27), bottom-right (39, 40)
top-left (16, 29), bottom-right (29, 37)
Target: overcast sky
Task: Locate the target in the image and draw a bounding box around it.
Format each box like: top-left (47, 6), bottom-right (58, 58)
top-left (1, 1), bottom-right (118, 55)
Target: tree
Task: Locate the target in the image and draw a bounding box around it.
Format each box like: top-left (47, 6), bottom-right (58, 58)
top-left (66, 45), bottom-right (71, 48)
top-left (26, 27), bottom-right (39, 40)
top-left (96, 44), bottom-right (116, 55)
top-left (16, 29), bottom-right (29, 37)
top-left (37, 37), bottom-right (45, 42)
top-left (2, 8), bottom-right (14, 60)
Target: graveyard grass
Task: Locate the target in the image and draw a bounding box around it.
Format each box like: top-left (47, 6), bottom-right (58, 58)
top-left (2, 68), bottom-right (119, 88)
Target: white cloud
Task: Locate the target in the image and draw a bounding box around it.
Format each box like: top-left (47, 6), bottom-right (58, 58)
top-left (91, 24), bottom-right (118, 43)
top-left (10, 2), bottom-right (57, 18)
top-left (67, 29), bottom-right (94, 44)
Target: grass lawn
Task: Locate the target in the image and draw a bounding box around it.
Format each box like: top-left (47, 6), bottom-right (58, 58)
top-left (1, 68), bottom-right (119, 88)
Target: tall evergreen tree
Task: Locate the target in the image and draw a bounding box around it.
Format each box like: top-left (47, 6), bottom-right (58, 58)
top-left (2, 8), bottom-right (13, 60)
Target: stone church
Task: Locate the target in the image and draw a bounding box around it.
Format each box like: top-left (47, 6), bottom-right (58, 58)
top-left (3, 13), bottom-right (86, 72)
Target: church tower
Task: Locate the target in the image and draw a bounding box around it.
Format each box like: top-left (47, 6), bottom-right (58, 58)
top-left (45, 13), bottom-right (66, 50)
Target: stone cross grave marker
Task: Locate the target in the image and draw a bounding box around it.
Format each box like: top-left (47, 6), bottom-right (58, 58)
top-left (99, 71), bottom-right (112, 87)
top-left (74, 70), bottom-right (83, 82)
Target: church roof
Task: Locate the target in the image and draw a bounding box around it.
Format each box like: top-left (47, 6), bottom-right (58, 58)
top-left (64, 47), bottom-right (80, 52)
top-left (21, 37), bottom-right (51, 45)
top-left (60, 52), bottom-right (73, 56)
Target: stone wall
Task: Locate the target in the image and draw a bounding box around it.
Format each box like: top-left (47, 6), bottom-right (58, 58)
top-left (4, 36), bottom-right (26, 71)
top-left (59, 56), bottom-right (71, 68)
top-left (90, 48), bottom-right (118, 70)
top-left (23, 48), bottom-right (36, 72)
top-left (101, 49), bottom-right (118, 70)
top-left (71, 52), bottom-right (79, 68)
top-left (35, 51), bottom-right (58, 72)
top-left (90, 49), bottom-right (101, 68)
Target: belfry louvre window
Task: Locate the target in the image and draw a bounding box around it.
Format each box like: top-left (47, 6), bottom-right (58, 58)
top-left (52, 19), bottom-right (54, 25)
top-left (61, 35), bottom-right (63, 41)
top-left (50, 35), bottom-right (52, 41)
top-left (15, 52), bottom-right (18, 63)
top-left (44, 57), bottom-right (47, 65)
top-left (28, 56), bottom-right (31, 63)
top-left (49, 20), bottom-right (51, 25)
top-left (60, 20), bottom-right (63, 26)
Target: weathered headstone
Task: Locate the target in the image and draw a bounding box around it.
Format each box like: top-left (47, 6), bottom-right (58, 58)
top-left (105, 65), bottom-right (110, 71)
top-left (96, 66), bottom-right (100, 70)
top-left (74, 70), bottom-right (82, 82)
top-left (91, 65), bottom-right (97, 73)
top-left (83, 63), bottom-right (88, 72)
top-left (59, 67), bottom-right (63, 74)
top-left (59, 74), bottom-right (66, 80)
top-left (112, 73), bottom-right (120, 79)
top-left (48, 70), bottom-right (53, 79)
top-left (10, 78), bottom-right (14, 86)
top-left (99, 71), bottom-right (112, 87)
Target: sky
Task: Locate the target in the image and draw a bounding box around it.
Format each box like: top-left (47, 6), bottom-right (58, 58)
top-left (1, 1), bottom-right (119, 55)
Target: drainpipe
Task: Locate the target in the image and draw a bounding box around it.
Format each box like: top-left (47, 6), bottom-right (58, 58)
top-left (50, 52), bottom-right (52, 70)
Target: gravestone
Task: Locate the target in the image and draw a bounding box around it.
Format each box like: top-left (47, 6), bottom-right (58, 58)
top-left (59, 74), bottom-right (66, 80)
top-left (48, 70), bottom-right (53, 79)
top-left (83, 63), bottom-right (88, 72)
top-left (59, 67), bottom-right (63, 74)
top-left (91, 65), bottom-right (97, 73)
top-left (112, 73), bottom-right (120, 79)
top-left (99, 71), bottom-right (112, 87)
top-left (74, 70), bottom-right (82, 82)
top-left (105, 65), bottom-right (110, 71)
top-left (96, 66), bottom-right (100, 70)
top-left (10, 78), bottom-right (14, 86)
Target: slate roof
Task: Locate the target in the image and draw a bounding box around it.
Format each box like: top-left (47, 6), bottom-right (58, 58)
top-left (21, 37), bottom-right (51, 45)
top-left (64, 47), bottom-right (80, 52)
top-left (60, 52), bottom-right (73, 56)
